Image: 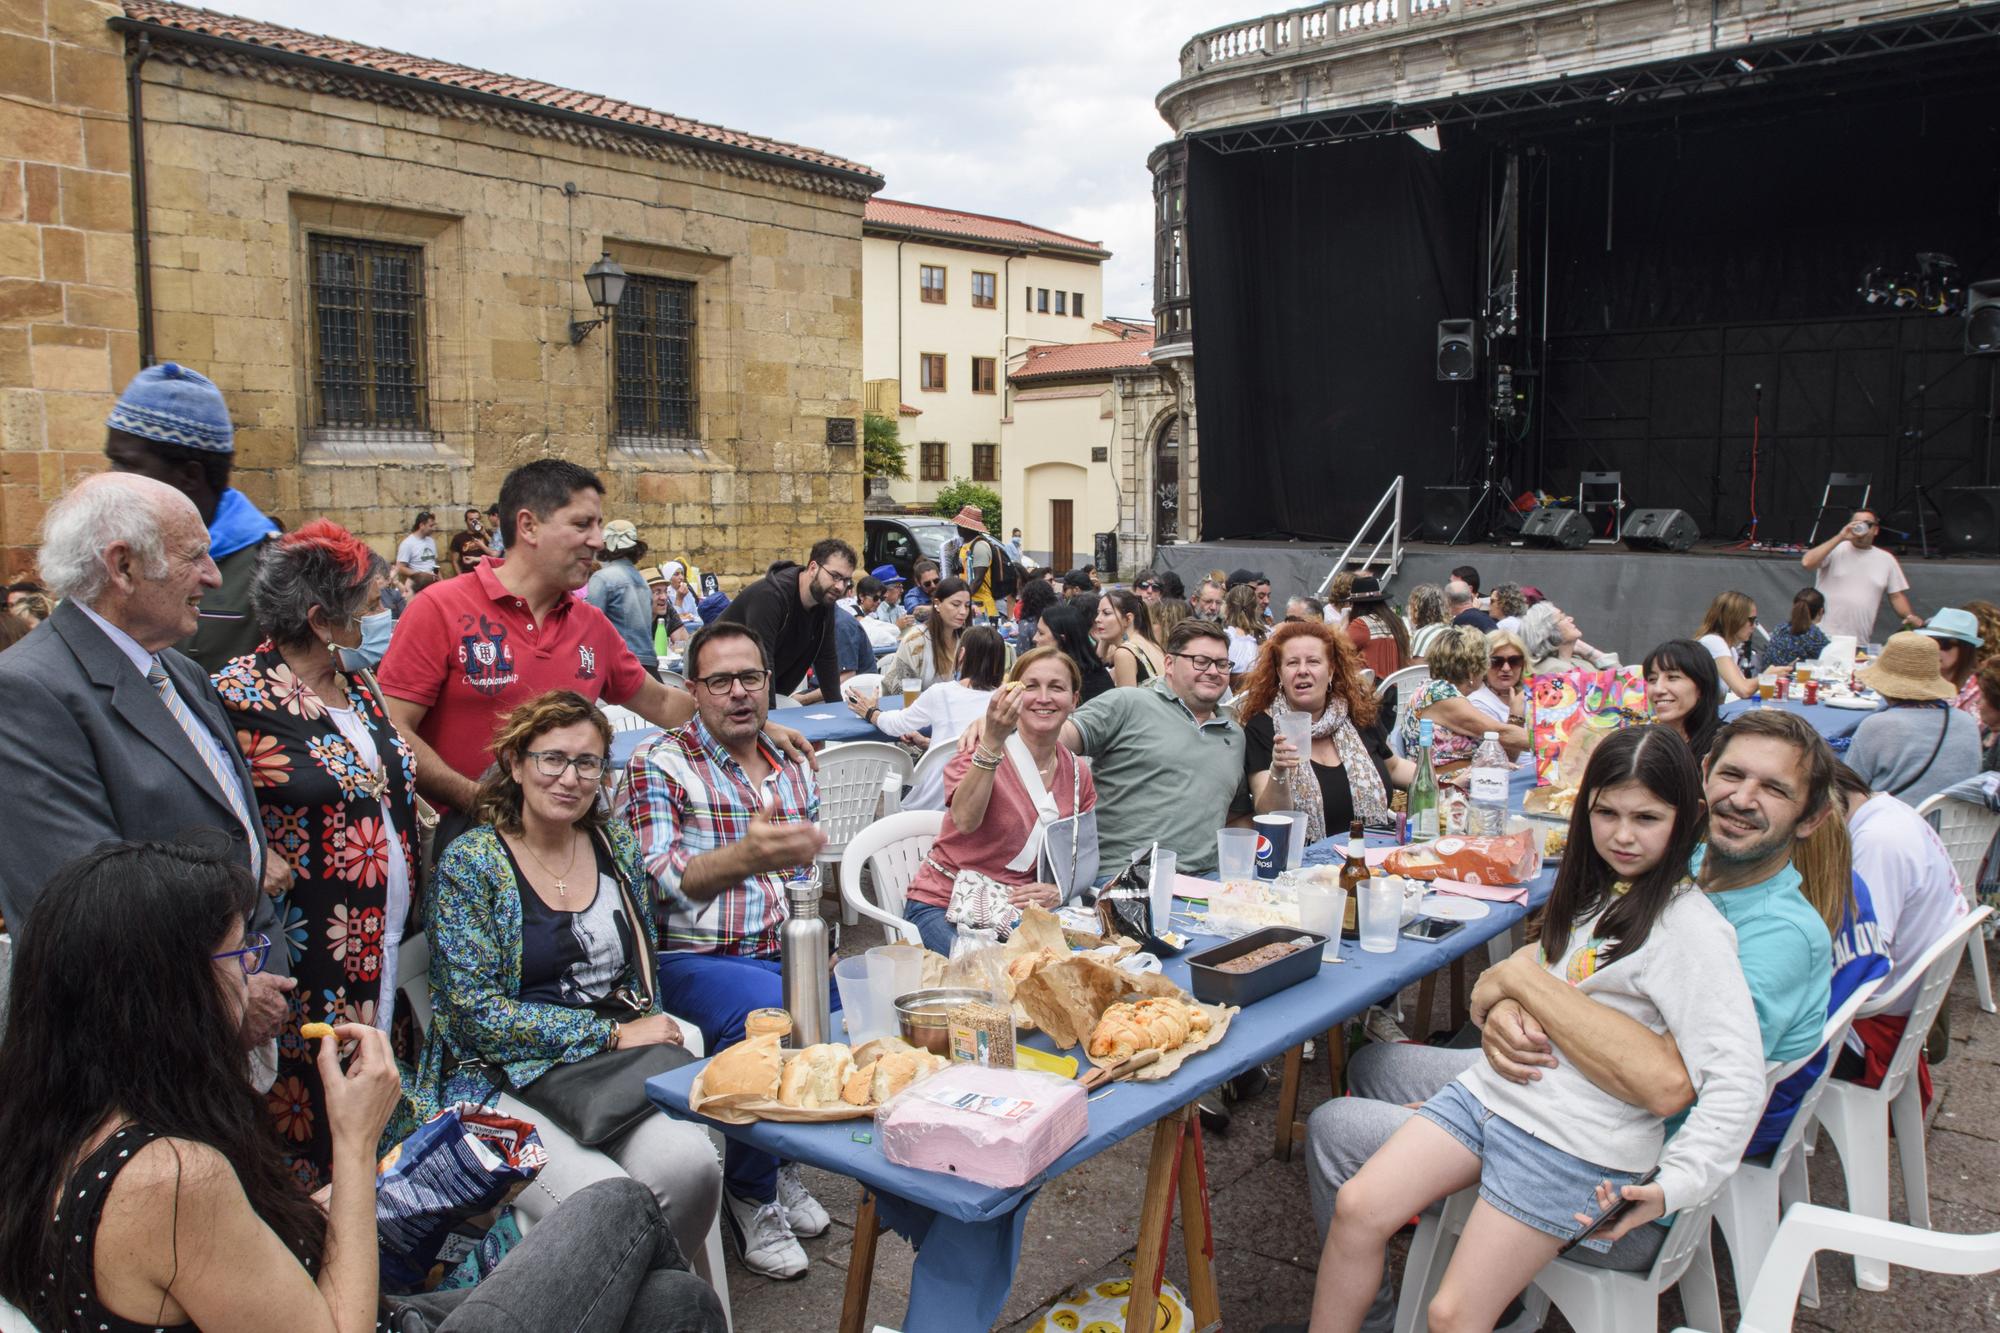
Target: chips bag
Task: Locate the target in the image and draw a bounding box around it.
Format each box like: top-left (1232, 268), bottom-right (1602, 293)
top-left (376, 1103), bottom-right (546, 1291)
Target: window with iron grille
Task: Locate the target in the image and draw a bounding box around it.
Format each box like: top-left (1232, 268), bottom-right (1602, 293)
top-left (971, 271), bottom-right (996, 308)
top-left (920, 353), bottom-right (946, 391)
top-left (920, 264), bottom-right (947, 303)
top-left (972, 443), bottom-right (997, 482)
top-left (614, 274), bottom-right (700, 442)
top-left (921, 441), bottom-right (947, 481)
top-left (308, 235), bottom-right (428, 430)
top-left (972, 357), bottom-right (996, 394)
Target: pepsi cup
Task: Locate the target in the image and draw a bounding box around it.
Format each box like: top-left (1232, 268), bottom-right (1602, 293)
top-left (1253, 813), bottom-right (1295, 880)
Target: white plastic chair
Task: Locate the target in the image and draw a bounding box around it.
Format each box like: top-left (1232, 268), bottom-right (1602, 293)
top-left (1810, 904), bottom-right (1992, 1290)
top-left (772, 693), bottom-right (801, 710)
top-left (837, 810), bottom-right (943, 946)
top-left (842, 672), bottom-right (884, 705)
top-left (1691, 1204), bottom-right (2000, 1333)
top-left (1912, 790), bottom-right (1999, 1013)
top-left (1394, 1182), bottom-right (1723, 1333)
top-left (813, 741), bottom-right (916, 871)
top-left (1712, 976), bottom-right (1882, 1309)
top-left (903, 739), bottom-right (957, 813)
top-left (1376, 664), bottom-right (1430, 755)
top-left (599, 703), bottom-right (653, 733)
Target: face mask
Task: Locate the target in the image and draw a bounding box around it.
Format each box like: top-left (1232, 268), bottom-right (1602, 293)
top-left (337, 609), bottom-right (394, 673)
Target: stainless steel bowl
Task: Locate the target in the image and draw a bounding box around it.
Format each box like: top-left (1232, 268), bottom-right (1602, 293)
top-left (893, 986), bottom-right (994, 1056)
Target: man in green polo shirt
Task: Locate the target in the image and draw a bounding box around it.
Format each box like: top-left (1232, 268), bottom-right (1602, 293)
top-left (1067, 618), bottom-right (1245, 877)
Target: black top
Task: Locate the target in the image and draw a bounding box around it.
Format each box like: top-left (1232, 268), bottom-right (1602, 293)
top-left (37, 1122), bottom-right (193, 1333)
top-left (716, 561), bottom-right (841, 704)
top-left (501, 835), bottom-right (636, 1008)
top-left (1237, 710), bottom-right (1394, 831)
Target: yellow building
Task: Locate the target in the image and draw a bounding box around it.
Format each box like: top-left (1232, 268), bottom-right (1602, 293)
top-left (2, 0), bottom-right (879, 580)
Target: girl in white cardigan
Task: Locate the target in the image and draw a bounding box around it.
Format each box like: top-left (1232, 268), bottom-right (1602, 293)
top-left (1311, 726), bottom-right (1767, 1333)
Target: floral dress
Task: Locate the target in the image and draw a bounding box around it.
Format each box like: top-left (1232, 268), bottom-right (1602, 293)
top-left (1398, 678), bottom-right (1481, 765)
top-left (214, 643), bottom-right (418, 1188)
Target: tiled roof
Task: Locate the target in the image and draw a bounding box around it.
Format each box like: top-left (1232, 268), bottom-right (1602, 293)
top-left (1009, 330), bottom-right (1157, 383)
top-left (117, 1), bottom-right (880, 184)
top-left (898, 402), bottom-right (922, 416)
top-left (863, 199), bottom-right (1109, 259)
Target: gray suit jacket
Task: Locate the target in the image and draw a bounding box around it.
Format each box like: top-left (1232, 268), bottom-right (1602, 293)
top-left (0, 600), bottom-right (281, 970)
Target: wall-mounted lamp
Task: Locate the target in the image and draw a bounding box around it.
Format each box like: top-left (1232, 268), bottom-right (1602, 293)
top-left (568, 252), bottom-right (628, 345)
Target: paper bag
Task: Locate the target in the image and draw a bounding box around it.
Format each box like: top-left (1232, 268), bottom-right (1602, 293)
top-left (1527, 665), bottom-right (1648, 786)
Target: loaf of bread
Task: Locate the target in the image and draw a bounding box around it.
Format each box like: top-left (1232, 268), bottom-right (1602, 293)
top-left (776, 1043), bottom-right (855, 1109)
top-left (851, 1035), bottom-right (916, 1069)
top-left (702, 1033), bottom-right (783, 1100)
top-left (1087, 998), bottom-right (1212, 1065)
top-left (840, 1049), bottom-right (948, 1106)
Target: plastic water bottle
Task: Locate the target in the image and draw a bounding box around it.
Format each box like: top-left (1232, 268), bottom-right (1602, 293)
top-left (1467, 731), bottom-right (1508, 836)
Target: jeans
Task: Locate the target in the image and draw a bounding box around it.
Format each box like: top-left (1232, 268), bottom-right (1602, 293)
top-left (389, 1177), bottom-right (725, 1333)
top-left (655, 951), bottom-right (840, 1204)
top-left (903, 899), bottom-right (956, 955)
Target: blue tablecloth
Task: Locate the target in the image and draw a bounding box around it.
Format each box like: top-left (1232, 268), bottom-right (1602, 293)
top-left (609, 705), bottom-right (892, 769)
top-left (1719, 695), bottom-right (1873, 742)
top-left (646, 842), bottom-right (1558, 1330)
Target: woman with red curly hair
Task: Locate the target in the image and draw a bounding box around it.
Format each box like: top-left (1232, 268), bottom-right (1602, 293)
top-left (1238, 620), bottom-right (1414, 842)
top-left (212, 519), bottom-right (419, 1187)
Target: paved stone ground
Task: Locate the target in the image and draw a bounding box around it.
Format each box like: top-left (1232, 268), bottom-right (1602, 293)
top-left (716, 919), bottom-right (2000, 1332)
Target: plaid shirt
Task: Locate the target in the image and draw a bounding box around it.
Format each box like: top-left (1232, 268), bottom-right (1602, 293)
top-left (625, 716), bottom-right (819, 957)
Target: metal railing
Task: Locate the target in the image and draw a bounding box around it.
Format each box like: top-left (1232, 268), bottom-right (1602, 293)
top-left (1317, 474), bottom-right (1404, 596)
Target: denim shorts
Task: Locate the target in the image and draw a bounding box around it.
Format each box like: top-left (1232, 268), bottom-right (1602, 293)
top-left (1416, 1080), bottom-right (1645, 1252)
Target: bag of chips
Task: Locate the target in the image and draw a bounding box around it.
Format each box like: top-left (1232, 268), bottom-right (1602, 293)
top-left (1384, 832), bottom-right (1541, 886)
top-left (376, 1103), bottom-right (547, 1292)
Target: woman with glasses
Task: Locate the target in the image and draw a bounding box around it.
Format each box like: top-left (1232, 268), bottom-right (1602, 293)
top-left (1695, 590), bottom-right (1760, 699)
top-left (211, 520), bottom-right (418, 1187)
top-left (882, 575), bottom-right (972, 695)
top-left (412, 690), bottom-right (723, 1281)
top-left (0, 835), bottom-right (723, 1333)
top-left (1469, 629), bottom-right (1534, 763)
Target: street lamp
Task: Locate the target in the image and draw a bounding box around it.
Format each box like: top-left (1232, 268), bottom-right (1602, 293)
top-left (568, 252), bottom-right (628, 345)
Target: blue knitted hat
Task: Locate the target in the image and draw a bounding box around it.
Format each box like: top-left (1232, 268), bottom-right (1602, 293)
top-left (105, 362), bottom-right (234, 453)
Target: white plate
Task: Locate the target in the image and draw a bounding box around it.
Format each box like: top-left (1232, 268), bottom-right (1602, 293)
top-left (1421, 895), bottom-right (1491, 921)
top-left (1823, 696), bottom-right (1881, 711)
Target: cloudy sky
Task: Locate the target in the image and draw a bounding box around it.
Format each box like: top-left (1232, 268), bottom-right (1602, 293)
top-left (218, 0), bottom-right (1239, 316)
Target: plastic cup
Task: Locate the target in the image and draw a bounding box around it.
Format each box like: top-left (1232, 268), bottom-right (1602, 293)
top-left (1274, 710), bottom-right (1313, 766)
top-left (1358, 877), bottom-right (1401, 954)
top-left (833, 955), bottom-right (892, 1042)
top-left (1216, 828), bottom-right (1257, 884)
top-left (902, 684), bottom-right (920, 708)
top-left (868, 943), bottom-right (927, 997)
top-left (1148, 848), bottom-right (1178, 936)
top-left (1297, 881), bottom-right (1346, 962)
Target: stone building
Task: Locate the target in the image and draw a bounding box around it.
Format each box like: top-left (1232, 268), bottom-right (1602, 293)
top-left (2, 0), bottom-right (880, 580)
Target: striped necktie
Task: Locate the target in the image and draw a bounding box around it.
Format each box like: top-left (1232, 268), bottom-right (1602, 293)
top-left (147, 661), bottom-right (259, 853)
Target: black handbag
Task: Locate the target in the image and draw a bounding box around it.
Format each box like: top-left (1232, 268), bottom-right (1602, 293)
top-left (504, 831), bottom-right (692, 1147)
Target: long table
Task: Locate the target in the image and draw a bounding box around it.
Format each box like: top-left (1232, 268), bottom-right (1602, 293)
top-left (647, 846), bottom-right (1557, 1332)
top-left (1719, 694), bottom-right (1875, 742)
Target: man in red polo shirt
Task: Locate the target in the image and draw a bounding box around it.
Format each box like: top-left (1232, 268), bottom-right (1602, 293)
top-left (379, 459), bottom-right (808, 829)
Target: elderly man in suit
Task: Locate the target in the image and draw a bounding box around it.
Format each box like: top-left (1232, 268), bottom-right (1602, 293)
top-left (0, 471), bottom-right (291, 1051)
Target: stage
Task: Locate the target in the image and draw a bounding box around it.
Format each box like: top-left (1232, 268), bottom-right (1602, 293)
top-left (1151, 538), bottom-right (1999, 662)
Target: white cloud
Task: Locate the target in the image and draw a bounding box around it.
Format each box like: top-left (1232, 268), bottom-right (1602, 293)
top-left (204, 0), bottom-right (1237, 313)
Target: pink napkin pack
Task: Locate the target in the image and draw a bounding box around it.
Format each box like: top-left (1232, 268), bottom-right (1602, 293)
top-left (877, 1065), bottom-right (1087, 1189)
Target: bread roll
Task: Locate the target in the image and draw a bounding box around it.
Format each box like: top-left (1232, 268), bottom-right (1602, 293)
top-left (703, 1033), bottom-right (783, 1100)
top-left (776, 1043), bottom-right (855, 1109)
top-left (841, 1061), bottom-right (878, 1107)
top-left (851, 1035), bottom-right (916, 1069)
top-left (871, 1050), bottom-right (947, 1103)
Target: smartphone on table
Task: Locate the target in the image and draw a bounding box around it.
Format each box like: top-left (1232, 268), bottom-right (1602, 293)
top-left (1400, 916), bottom-right (1466, 944)
top-left (1560, 1166), bottom-right (1661, 1255)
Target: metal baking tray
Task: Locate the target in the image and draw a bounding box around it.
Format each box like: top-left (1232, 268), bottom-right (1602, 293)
top-left (1186, 925), bottom-right (1327, 1007)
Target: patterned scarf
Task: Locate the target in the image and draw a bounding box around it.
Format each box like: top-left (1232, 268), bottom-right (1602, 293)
top-left (1271, 692), bottom-right (1390, 844)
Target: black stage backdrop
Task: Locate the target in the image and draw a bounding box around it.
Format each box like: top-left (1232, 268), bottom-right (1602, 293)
top-left (1187, 133), bottom-right (1477, 541)
top-left (1189, 83), bottom-right (2000, 544)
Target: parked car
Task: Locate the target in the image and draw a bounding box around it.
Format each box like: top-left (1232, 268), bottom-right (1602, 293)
top-left (863, 516), bottom-right (1024, 601)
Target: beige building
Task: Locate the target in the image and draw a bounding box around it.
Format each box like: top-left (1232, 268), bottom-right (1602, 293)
top-left (860, 199), bottom-right (1108, 522)
top-left (2, 0), bottom-right (879, 581)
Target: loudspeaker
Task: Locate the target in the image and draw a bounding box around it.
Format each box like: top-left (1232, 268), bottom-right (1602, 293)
top-left (1622, 507), bottom-right (1700, 553)
top-left (1421, 485), bottom-right (1474, 541)
top-left (1942, 487), bottom-right (2000, 554)
top-left (1966, 280), bottom-right (2000, 356)
top-left (1519, 506), bottom-right (1590, 550)
top-left (1436, 319), bottom-right (1477, 381)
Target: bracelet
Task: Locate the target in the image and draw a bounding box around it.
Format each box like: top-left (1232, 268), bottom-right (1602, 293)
top-left (970, 751), bottom-right (1003, 771)
top-left (973, 746), bottom-right (1004, 765)
top-left (608, 1021), bottom-right (622, 1050)
top-left (866, 707), bottom-right (879, 723)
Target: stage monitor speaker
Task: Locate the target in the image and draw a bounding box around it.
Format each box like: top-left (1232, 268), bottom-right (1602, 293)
top-left (1436, 319), bottom-right (1477, 381)
top-left (1942, 486), bottom-right (2000, 554)
top-left (1519, 507), bottom-right (1590, 550)
top-left (1421, 485), bottom-right (1474, 541)
top-left (1622, 508), bottom-right (1700, 552)
top-left (1966, 280), bottom-right (2000, 356)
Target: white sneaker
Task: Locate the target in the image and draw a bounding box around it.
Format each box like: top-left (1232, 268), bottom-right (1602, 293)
top-left (723, 1191), bottom-right (807, 1280)
top-left (776, 1162), bottom-right (831, 1238)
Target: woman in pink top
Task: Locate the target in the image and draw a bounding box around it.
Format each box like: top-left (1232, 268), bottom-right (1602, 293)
top-left (902, 647), bottom-right (1098, 954)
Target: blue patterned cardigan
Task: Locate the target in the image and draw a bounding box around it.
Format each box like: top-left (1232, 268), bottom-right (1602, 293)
top-left (394, 820), bottom-right (661, 1142)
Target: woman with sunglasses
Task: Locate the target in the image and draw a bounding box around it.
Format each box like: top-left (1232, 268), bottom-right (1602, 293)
top-left (1695, 590), bottom-right (1760, 699)
top-left (212, 521), bottom-right (418, 1187)
top-left (413, 690), bottom-right (723, 1282)
top-left (1469, 629), bottom-right (1533, 762)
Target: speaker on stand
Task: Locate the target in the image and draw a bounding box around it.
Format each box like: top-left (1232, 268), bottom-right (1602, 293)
top-left (1436, 319), bottom-right (1478, 381)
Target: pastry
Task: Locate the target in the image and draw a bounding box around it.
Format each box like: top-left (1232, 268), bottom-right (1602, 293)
top-left (775, 1043), bottom-right (855, 1109)
top-left (1087, 998), bottom-right (1211, 1064)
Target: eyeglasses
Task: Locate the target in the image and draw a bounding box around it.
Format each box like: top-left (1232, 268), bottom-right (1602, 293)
top-left (1171, 651), bottom-right (1231, 676)
top-left (212, 932), bottom-right (272, 977)
top-left (526, 750), bottom-right (607, 783)
top-left (1490, 654), bottom-right (1526, 669)
top-left (819, 568), bottom-right (854, 590)
top-left (1137, 581), bottom-right (1158, 592)
top-left (696, 669), bottom-right (770, 696)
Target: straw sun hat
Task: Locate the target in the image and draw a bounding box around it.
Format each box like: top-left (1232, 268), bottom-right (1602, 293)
top-left (1857, 631), bottom-right (1956, 702)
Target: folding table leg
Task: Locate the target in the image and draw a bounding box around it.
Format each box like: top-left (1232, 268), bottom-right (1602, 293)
top-left (1449, 956), bottom-right (1469, 1033)
top-left (1416, 970), bottom-right (1440, 1037)
top-left (1326, 1026), bottom-right (1345, 1095)
top-left (1177, 1113), bottom-right (1222, 1331)
top-left (839, 1189), bottom-right (883, 1333)
top-left (1129, 1108), bottom-right (1191, 1333)
top-left (1275, 1042), bottom-right (1304, 1160)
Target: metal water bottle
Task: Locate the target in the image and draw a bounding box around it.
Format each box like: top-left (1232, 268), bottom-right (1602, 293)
top-left (778, 869), bottom-right (830, 1047)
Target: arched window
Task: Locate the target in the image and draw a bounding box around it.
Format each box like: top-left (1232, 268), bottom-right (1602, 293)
top-left (1153, 414), bottom-right (1180, 544)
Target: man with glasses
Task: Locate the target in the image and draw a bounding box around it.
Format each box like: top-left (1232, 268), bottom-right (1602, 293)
top-left (901, 557), bottom-right (941, 616)
top-left (1193, 578), bottom-right (1226, 621)
top-left (626, 621), bottom-right (830, 1281)
top-left (1802, 507), bottom-right (1924, 642)
top-left (718, 537), bottom-right (856, 706)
